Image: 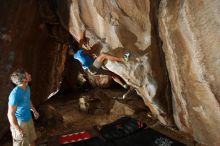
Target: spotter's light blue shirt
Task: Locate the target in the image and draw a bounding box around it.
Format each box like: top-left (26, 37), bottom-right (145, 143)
top-left (8, 86), bottom-right (32, 122)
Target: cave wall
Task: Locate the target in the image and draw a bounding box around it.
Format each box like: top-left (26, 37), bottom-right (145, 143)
top-left (53, 0), bottom-right (172, 125)
top-left (54, 0), bottom-right (220, 145)
top-left (0, 0), bottom-right (66, 138)
top-left (159, 0), bottom-right (220, 145)
top-left (0, 0), bottom-right (219, 145)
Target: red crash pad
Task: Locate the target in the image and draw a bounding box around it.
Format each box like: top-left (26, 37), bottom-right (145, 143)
top-left (59, 131), bottom-right (92, 144)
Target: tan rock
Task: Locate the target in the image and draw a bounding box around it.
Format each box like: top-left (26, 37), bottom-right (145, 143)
top-left (159, 0), bottom-right (220, 145)
top-left (56, 0), bottom-right (170, 126)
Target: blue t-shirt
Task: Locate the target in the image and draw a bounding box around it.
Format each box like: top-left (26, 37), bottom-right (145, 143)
top-left (73, 49), bottom-right (95, 70)
top-left (8, 86), bottom-right (32, 122)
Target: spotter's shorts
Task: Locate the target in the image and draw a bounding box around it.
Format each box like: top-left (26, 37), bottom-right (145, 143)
top-left (10, 119), bottom-right (37, 146)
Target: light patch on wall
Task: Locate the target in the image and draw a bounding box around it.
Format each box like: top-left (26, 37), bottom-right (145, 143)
top-left (5, 51), bottom-right (15, 72)
top-left (47, 88), bottom-right (60, 99)
top-left (193, 106), bottom-right (206, 117)
top-left (146, 83), bottom-right (157, 99)
top-left (0, 32), bottom-right (12, 42)
top-left (135, 32), bottom-right (151, 50)
top-left (144, 34), bottom-right (151, 45)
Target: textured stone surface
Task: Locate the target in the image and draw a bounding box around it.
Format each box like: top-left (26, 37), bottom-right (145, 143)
top-left (0, 0), bottom-right (66, 138)
top-left (55, 0), bottom-right (171, 125)
top-left (159, 0), bottom-right (220, 145)
top-left (1, 0), bottom-right (219, 145)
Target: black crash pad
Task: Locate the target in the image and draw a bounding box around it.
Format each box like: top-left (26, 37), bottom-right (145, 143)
top-left (65, 116), bottom-right (185, 146)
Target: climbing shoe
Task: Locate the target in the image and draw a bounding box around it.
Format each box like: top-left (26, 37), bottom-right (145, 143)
top-left (123, 52), bottom-right (130, 62)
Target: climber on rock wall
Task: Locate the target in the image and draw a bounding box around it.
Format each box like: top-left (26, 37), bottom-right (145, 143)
top-left (69, 30), bottom-right (133, 99)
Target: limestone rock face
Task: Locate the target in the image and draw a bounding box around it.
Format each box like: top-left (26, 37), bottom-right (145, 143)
top-left (159, 0), bottom-right (220, 145)
top-left (0, 0), bottom-right (66, 138)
